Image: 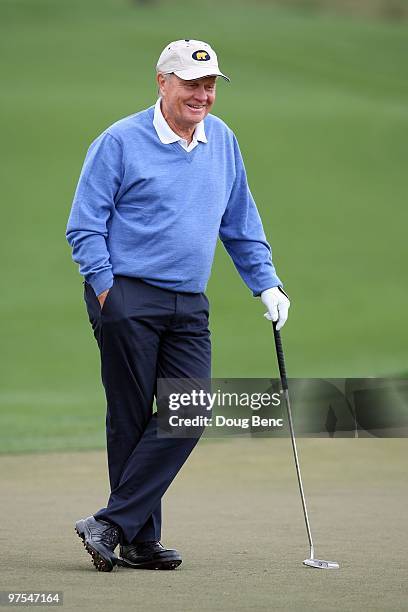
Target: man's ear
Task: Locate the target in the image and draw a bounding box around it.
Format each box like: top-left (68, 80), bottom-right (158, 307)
top-left (157, 73), bottom-right (167, 97)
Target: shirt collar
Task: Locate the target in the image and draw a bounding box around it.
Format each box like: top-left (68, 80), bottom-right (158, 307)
top-left (153, 98), bottom-right (207, 145)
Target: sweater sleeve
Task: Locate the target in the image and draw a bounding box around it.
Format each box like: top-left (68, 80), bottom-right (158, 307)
top-left (66, 132), bottom-right (123, 296)
top-left (219, 134), bottom-right (282, 296)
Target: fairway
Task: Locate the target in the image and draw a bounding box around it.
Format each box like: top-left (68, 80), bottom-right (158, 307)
top-left (1, 438), bottom-right (406, 611)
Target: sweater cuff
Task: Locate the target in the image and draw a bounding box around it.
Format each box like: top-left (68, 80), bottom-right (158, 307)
top-left (86, 269), bottom-right (114, 296)
top-left (252, 275), bottom-right (283, 297)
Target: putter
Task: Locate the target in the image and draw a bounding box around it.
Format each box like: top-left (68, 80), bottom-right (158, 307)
top-left (272, 322), bottom-right (339, 570)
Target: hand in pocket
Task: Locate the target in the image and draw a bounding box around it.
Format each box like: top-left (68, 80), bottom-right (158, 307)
top-left (97, 288), bottom-right (110, 310)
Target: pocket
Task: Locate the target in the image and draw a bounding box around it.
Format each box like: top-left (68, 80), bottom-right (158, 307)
top-left (100, 279), bottom-right (116, 314)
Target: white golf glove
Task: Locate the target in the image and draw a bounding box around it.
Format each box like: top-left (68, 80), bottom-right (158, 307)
top-left (260, 287), bottom-right (290, 331)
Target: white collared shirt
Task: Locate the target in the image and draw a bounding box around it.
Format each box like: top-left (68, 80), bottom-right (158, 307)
top-left (153, 98), bottom-right (207, 152)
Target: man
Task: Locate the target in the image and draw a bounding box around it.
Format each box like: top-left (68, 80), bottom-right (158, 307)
top-left (66, 39), bottom-right (290, 573)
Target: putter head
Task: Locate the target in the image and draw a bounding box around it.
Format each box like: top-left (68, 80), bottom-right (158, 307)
top-left (303, 558), bottom-right (339, 570)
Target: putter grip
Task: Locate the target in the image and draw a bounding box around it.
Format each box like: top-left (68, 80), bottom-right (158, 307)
top-left (272, 323), bottom-right (288, 391)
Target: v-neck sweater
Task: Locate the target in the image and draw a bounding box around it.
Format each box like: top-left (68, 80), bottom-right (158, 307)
top-left (66, 106), bottom-right (282, 296)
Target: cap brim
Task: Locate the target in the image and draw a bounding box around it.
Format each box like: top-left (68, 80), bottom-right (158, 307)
top-left (173, 67), bottom-right (230, 82)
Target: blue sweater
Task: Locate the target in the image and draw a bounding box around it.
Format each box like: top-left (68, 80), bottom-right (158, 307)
top-left (66, 106), bottom-right (282, 296)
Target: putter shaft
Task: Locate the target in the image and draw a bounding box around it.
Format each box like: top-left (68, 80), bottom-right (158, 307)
top-left (282, 387), bottom-right (314, 560)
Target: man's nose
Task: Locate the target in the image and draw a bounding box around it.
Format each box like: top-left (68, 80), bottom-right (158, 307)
top-left (193, 86), bottom-right (208, 102)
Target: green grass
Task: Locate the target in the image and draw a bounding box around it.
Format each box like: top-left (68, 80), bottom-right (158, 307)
top-left (1, 0), bottom-right (407, 452)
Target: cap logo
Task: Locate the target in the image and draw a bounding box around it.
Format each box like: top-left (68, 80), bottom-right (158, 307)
top-left (192, 50), bottom-right (210, 61)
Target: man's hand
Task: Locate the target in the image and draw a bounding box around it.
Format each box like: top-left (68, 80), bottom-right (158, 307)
top-left (260, 287), bottom-right (290, 331)
top-left (97, 288), bottom-right (110, 309)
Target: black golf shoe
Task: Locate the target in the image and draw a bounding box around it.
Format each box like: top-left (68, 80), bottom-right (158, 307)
top-left (117, 541), bottom-right (182, 570)
top-left (75, 516), bottom-right (121, 572)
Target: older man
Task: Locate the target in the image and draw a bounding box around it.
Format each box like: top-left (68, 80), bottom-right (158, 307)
top-left (66, 39), bottom-right (290, 572)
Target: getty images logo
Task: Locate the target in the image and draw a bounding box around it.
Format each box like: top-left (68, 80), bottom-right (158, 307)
top-left (192, 50), bottom-right (210, 61)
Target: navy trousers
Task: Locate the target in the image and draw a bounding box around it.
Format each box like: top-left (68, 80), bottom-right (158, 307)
top-left (83, 276), bottom-right (211, 544)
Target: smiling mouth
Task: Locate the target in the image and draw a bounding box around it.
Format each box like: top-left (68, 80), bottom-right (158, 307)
top-left (186, 104), bottom-right (206, 110)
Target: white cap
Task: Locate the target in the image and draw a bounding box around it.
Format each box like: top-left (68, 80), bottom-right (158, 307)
top-left (156, 39), bottom-right (230, 82)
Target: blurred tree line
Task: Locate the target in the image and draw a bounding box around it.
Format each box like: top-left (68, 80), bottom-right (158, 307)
top-left (129, 0), bottom-right (408, 21)
top-left (269, 0), bottom-right (408, 20)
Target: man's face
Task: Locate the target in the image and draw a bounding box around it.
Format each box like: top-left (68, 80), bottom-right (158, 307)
top-left (158, 73), bottom-right (217, 129)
